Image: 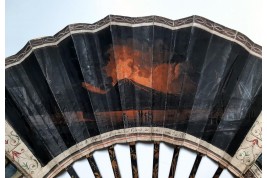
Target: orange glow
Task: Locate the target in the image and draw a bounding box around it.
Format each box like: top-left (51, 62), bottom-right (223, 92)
top-left (83, 44), bottom-right (195, 95)
top-left (82, 82), bottom-right (107, 94)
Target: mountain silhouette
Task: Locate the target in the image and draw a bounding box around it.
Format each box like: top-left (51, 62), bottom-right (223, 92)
top-left (90, 78), bottom-right (183, 111)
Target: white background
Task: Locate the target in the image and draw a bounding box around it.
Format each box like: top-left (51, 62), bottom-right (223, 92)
top-left (5, 0), bottom-right (263, 57)
top-left (3, 0), bottom-right (265, 177)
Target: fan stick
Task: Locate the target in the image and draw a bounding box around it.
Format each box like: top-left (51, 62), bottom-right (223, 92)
top-left (168, 146), bottom-right (180, 178)
top-left (189, 153), bottom-right (202, 178)
top-left (213, 166), bottom-right (224, 178)
top-left (129, 142), bottom-right (139, 178)
top-left (66, 165), bottom-right (79, 178)
top-left (108, 145), bottom-right (121, 178)
top-left (152, 142), bottom-right (160, 178)
top-left (87, 154), bottom-right (102, 178)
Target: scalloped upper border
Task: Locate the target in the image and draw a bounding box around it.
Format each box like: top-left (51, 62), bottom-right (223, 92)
top-left (5, 15), bottom-right (262, 69)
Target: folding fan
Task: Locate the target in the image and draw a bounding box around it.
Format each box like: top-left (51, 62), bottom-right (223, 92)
top-left (5, 15), bottom-right (262, 178)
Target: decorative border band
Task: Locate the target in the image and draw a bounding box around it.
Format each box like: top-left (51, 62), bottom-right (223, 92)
top-left (6, 112), bottom-right (261, 178)
top-left (5, 15), bottom-right (262, 69)
top-left (231, 113), bottom-right (262, 173)
top-left (38, 128), bottom-right (241, 178)
top-left (5, 122), bottom-right (42, 177)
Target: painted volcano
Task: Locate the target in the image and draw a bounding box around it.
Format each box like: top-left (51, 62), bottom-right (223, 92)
top-left (5, 15), bottom-right (261, 178)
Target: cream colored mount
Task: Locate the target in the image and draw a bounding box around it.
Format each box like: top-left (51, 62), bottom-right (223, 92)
top-left (5, 113), bottom-right (262, 178)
